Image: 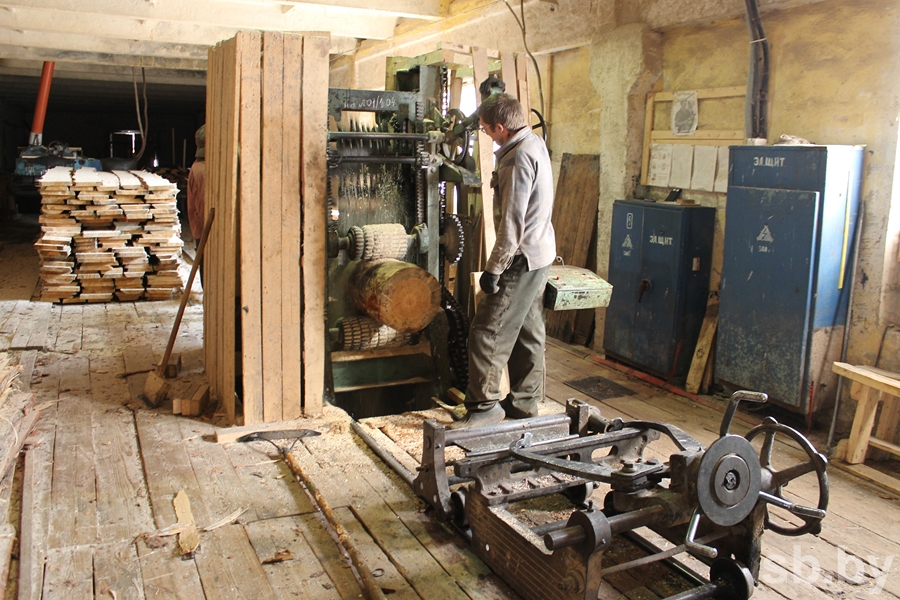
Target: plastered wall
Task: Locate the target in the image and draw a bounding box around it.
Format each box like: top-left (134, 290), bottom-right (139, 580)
top-left (333, 0), bottom-right (900, 423)
top-left (660, 0), bottom-right (900, 374)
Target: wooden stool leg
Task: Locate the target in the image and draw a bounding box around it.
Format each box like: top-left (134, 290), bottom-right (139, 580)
top-left (847, 385), bottom-right (882, 464)
top-left (870, 394), bottom-right (900, 461)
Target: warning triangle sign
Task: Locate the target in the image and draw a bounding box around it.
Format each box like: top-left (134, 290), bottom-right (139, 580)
top-left (757, 225), bottom-right (774, 243)
top-left (623, 234), bottom-right (633, 249)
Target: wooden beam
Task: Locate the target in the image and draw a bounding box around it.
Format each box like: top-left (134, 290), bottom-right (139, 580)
top-left (833, 362), bottom-right (900, 398)
top-left (653, 86), bottom-right (747, 102)
top-left (0, 44), bottom-right (207, 71)
top-left (1, 0), bottom-right (400, 41)
top-left (471, 47), bottom-right (495, 267)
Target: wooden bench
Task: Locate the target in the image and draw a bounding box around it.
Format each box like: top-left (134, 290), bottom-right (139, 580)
top-left (832, 362), bottom-right (900, 464)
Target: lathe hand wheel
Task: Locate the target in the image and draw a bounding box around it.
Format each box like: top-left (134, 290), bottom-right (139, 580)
top-left (745, 419), bottom-right (829, 537)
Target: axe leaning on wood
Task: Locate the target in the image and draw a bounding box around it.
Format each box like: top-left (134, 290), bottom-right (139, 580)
top-left (142, 207), bottom-right (216, 407)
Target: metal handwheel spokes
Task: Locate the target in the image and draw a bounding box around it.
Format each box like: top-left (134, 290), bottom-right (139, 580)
top-left (745, 419), bottom-right (829, 536)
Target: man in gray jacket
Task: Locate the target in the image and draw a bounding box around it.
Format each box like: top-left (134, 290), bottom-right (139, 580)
top-left (451, 93), bottom-right (556, 429)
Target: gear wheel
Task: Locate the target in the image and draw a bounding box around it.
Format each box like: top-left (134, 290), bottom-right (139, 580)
top-left (347, 226), bottom-right (365, 260)
top-left (440, 214), bottom-right (465, 265)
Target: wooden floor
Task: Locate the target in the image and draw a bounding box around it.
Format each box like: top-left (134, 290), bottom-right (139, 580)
top-left (0, 217), bottom-right (898, 599)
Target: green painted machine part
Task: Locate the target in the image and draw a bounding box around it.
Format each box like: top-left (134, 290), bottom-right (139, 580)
top-left (544, 266), bottom-right (613, 311)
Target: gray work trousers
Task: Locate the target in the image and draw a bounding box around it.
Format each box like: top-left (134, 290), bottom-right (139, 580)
top-left (465, 255), bottom-right (549, 413)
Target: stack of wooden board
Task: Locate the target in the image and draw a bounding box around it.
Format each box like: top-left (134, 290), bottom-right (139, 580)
top-left (205, 31), bottom-right (328, 424)
top-left (34, 166), bottom-right (184, 303)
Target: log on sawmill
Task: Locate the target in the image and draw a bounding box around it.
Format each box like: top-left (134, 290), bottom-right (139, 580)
top-left (349, 259), bottom-right (441, 333)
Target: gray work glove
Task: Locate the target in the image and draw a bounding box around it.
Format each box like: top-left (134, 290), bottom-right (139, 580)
top-left (480, 271), bottom-right (500, 295)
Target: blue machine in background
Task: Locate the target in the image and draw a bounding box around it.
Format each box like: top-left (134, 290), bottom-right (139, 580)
top-left (603, 200), bottom-right (716, 380)
top-left (717, 145), bottom-right (864, 413)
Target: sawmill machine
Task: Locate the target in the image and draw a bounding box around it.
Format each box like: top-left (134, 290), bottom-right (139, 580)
top-left (324, 65), bottom-right (477, 418)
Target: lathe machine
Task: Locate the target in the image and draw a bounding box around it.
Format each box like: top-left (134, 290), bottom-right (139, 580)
top-left (402, 391), bottom-right (828, 600)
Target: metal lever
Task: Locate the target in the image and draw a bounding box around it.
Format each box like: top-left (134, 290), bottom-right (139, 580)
top-left (759, 491), bottom-right (827, 520)
top-left (684, 509), bottom-right (718, 559)
top-left (720, 390), bottom-right (768, 437)
top-left (637, 278), bottom-right (651, 303)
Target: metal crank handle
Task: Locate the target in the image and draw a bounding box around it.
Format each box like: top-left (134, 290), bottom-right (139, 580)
top-left (759, 491), bottom-right (826, 520)
top-left (684, 509), bottom-right (718, 559)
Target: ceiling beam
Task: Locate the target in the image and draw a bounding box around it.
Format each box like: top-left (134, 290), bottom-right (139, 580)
top-left (0, 43), bottom-right (207, 71)
top-left (220, 0), bottom-right (443, 20)
top-left (0, 0), bottom-right (402, 38)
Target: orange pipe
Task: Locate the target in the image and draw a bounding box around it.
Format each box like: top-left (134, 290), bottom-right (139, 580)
top-left (29, 61), bottom-right (55, 145)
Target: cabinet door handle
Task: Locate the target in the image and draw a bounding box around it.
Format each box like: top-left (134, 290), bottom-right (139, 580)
top-left (638, 278), bottom-right (652, 303)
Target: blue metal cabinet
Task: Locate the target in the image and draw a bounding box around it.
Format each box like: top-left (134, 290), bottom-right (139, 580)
top-left (604, 200), bottom-right (716, 379)
top-left (717, 145), bottom-right (863, 412)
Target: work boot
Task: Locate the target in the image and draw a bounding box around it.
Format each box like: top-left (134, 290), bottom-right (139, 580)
top-left (448, 402), bottom-right (505, 429)
top-left (500, 396), bottom-right (538, 419)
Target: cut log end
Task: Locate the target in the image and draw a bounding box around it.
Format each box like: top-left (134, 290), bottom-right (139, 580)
top-left (350, 259), bottom-right (441, 333)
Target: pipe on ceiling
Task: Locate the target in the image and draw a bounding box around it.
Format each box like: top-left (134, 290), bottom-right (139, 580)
top-left (28, 61), bottom-right (55, 146)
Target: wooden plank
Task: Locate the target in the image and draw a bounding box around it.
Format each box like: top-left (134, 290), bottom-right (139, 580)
top-left (300, 33), bottom-right (330, 416)
top-left (7, 301), bottom-right (36, 350)
top-left (653, 86), bottom-right (747, 102)
top-left (20, 301), bottom-right (51, 350)
top-left (833, 361), bottom-right (900, 397)
top-left (42, 546), bottom-right (93, 599)
top-left (222, 34), bottom-right (241, 424)
top-left (206, 41), bottom-right (221, 405)
top-left (685, 293), bottom-right (719, 394)
top-left (80, 302), bottom-right (108, 351)
top-left (297, 513), bottom-right (365, 600)
top-left (0, 524), bottom-right (14, 600)
top-left (92, 391), bottom-right (154, 543)
top-left (282, 33), bottom-right (303, 421)
top-left (225, 439), bottom-right (317, 518)
top-left (865, 435), bottom-right (900, 458)
top-left (239, 30), bottom-right (264, 425)
top-left (136, 535), bottom-right (206, 599)
top-left (472, 46), bottom-right (495, 265)
top-left (516, 52), bottom-right (530, 119)
top-left (180, 419), bottom-right (277, 525)
top-left (545, 154), bottom-right (600, 343)
top-left (93, 541), bottom-right (145, 600)
top-left (122, 345), bottom-right (158, 375)
top-left (52, 303), bottom-right (83, 354)
top-left (134, 411), bottom-right (210, 528)
top-left (261, 31), bottom-right (285, 422)
top-left (193, 524), bottom-right (279, 600)
top-left (500, 51), bottom-right (516, 96)
top-left (335, 506), bottom-right (420, 600)
top-left (17, 360), bottom-right (58, 600)
top-left (48, 390), bottom-right (96, 549)
top-left (641, 91), bottom-right (657, 186)
top-left (245, 516), bottom-right (344, 599)
top-left (650, 130), bottom-right (745, 142)
top-left (353, 445), bottom-right (515, 599)
top-left (871, 393), bottom-right (900, 460)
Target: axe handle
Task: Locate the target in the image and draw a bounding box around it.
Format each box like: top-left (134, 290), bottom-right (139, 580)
top-left (156, 207), bottom-right (216, 377)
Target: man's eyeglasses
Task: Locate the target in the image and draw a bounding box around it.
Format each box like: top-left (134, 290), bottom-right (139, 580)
top-left (480, 125), bottom-right (489, 133)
